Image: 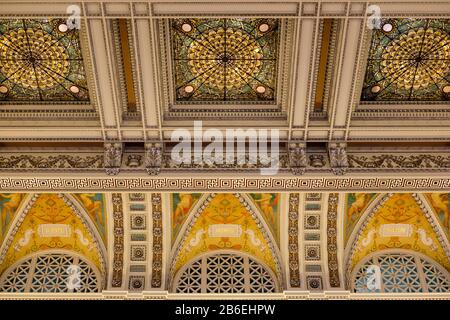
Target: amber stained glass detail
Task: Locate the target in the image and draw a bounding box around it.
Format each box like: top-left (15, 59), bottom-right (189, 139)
top-left (361, 19), bottom-right (450, 102)
top-left (171, 19), bottom-right (279, 102)
top-left (0, 19), bottom-right (89, 103)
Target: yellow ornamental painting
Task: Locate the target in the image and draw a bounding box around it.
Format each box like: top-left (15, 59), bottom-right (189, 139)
top-left (171, 193), bottom-right (202, 243)
top-left (425, 193), bottom-right (450, 238)
top-left (0, 194), bottom-right (103, 275)
top-left (345, 193), bottom-right (377, 244)
top-left (73, 193), bottom-right (107, 244)
top-left (0, 194), bottom-right (25, 240)
top-left (351, 193), bottom-right (450, 272)
top-left (173, 194), bottom-right (278, 276)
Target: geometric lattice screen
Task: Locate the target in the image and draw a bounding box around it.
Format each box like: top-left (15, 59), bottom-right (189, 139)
top-left (353, 252), bottom-right (450, 293)
top-left (174, 253), bottom-right (277, 293)
top-left (0, 252), bottom-right (101, 293)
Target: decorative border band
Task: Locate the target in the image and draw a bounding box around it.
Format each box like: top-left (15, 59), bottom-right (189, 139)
top-left (111, 193), bottom-right (124, 288)
top-left (326, 193), bottom-right (340, 287)
top-left (1, 177), bottom-right (450, 192)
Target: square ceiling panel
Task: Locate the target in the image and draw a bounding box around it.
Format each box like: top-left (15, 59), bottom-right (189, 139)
top-left (171, 18), bottom-right (279, 103)
top-left (361, 19), bottom-right (450, 102)
top-left (0, 19), bottom-right (90, 103)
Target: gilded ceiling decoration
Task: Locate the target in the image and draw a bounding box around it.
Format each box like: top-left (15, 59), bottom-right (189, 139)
top-left (350, 193), bottom-right (450, 272)
top-left (0, 194), bottom-right (103, 275)
top-left (72, 193), bottom-right (107, 244)
top-left (171, 18), bottom-right (279, 102)
top-left (0, 194), bottom-right (25, 241)
top-left (171, 193), bottom-right (280, 278)
top-left (345, 193), bottom-right (377, 244)
top-left (0, 19), bottom-right (89, 102)
top-left (425, 193), bottom-right (450, 239)
top-left (248, 193), bottom-right (279, 243)
top-left (171, 193), bottom-right (202, 243)
top-left (361, 19), bottom-right (450, 102)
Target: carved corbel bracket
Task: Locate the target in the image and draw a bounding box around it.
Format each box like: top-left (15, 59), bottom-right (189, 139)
top-left (145, 142), bottom-right (162, 175)
top-left (289, 142), bottom-right (307, 175)
top-left (104, 142), bottom-right (123, 176)
top-left (328, 142), bottom-right (349, 175)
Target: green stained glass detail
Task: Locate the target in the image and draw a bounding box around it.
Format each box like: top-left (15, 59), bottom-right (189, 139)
top-left (171, 18), bottom-right (279, 102)
top-left (361, 19), bottom-right (450, 102)
top-left (0, 19), bottom-right (90, 103)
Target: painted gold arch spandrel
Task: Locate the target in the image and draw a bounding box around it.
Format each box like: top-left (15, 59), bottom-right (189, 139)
top-left (72, 193), bottom-right (107, 245)
top-left (350, 193), bottom-right (450, 273)
top-left (171, 193), bottom-right (280, 278)
top-left (424, 193), bottom-right (450, 241)
top-left (344, 193), bottom-right (377, 244)
top-left (0, 194), bottom-right (103, 275)
top-left (0, 194), bottom-right (26, 244)
top-left (247, 193), bottom-right (280, 244)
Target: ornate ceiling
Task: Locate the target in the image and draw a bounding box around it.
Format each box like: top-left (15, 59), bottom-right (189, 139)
top-left (361, 19), bottom-right (450, 102)
top-left (0, 0), bottom-right (449, 300)
top-left (172, 18), bottom-right (279, 102)
top-left (0, 19), bottom-right (90, 103)
top-left (0, 191), bottom-right (448, 297)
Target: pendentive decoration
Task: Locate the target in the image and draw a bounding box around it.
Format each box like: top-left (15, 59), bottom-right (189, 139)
top-left (151, 193), bottom-right (163, 288)
top-left (329, 142), bottom-right (348, 175)
top-left (104, 143), bottom-right (123, 176)
top-left (145, 142), bottom-right (162, 175)
top-left (288, 193), bottom-right (301, 287)
top-left (111, 193), bottom-right (124, 287)
top-left (327, 193), bottom-right (341, 287)
top-left (289, 142), bottom-right (307, 175)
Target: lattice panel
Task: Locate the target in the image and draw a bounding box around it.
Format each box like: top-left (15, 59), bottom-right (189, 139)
top-left (421, 259), bottom-right (450, 292)
top-left (353, 252), bottom-right (450, 293)
top-left (0, 252), bottom-right (100, 293)
top-left (175, 253), bottom-right (276, 294)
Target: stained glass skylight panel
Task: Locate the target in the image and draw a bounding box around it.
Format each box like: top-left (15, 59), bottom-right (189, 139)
top-left (171, 18), bottom-right (279, 102)
top-left (361, 19), bottom-right (450, 102)
top-left (0, 19), bottom-right (90, 103)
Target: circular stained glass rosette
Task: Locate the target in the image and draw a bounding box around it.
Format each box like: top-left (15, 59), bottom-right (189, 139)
top-left (361, 19), bottom-right (450, 101)
top-left (0, 19), bottom-right (89, 102)
top-left (172, 19), bottom-right (279, 102)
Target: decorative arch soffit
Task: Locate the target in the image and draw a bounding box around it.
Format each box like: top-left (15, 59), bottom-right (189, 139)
top-left (0, 193), bottom-right (107, 284)
top-left (169, 193), bottom-right (283, 289)
top-left (344, 193), bottom-right (450, 285)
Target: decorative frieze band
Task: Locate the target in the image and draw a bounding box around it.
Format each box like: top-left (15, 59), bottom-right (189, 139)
top-left (2, 151), bottom-right (449, 173)
top-left (1, 177), bottom-right (450, 192)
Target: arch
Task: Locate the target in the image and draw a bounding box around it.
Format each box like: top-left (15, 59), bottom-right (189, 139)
top-left (344, 193), bottom-right (450, 287)
top-left (0, 193), bottom-right (107, 287)
top-left (172, 250), bottom-right (279, 294)
top-left (351, 249), bottom-right (450, 293)
top-left (169, 193), bottom-right (283, 289)
top-left (0, 249), bottom-right (102, 293)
